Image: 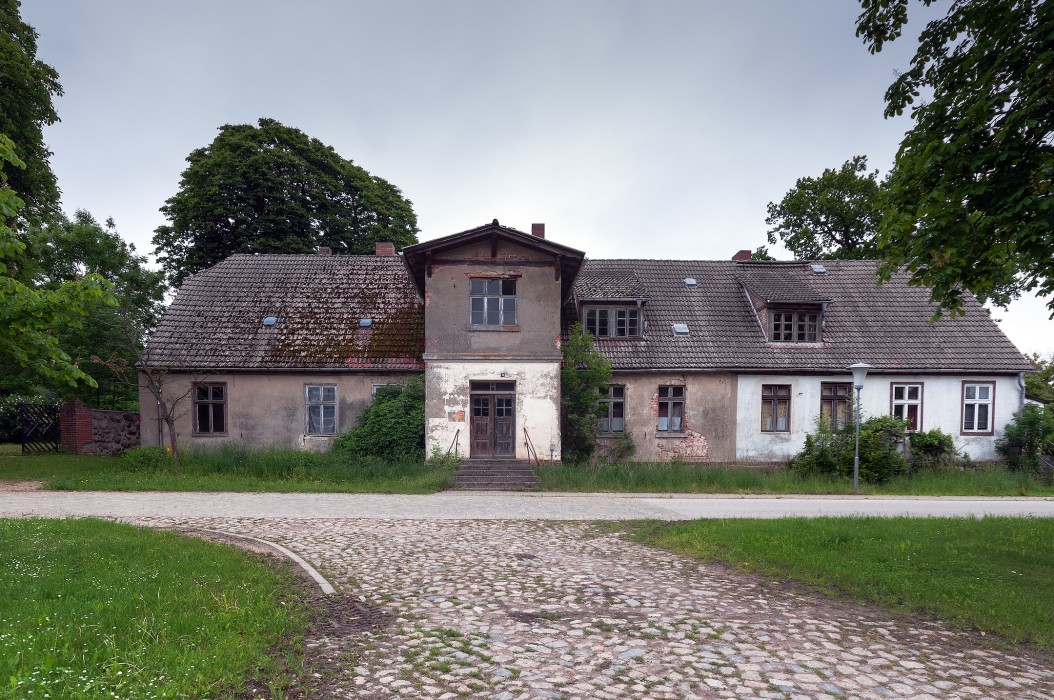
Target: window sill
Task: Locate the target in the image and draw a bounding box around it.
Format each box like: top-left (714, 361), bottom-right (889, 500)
top-left (960, 431), bottom-right (994, 437)
top-left (760, 431), bottom-right (791, 435)
top-left (766, 342), bottom-right (825, 348)
top-left (466, 325), bottom-right (521, 332)
top-left (655, 432), bottom-right (686, 438)
top-left (192, 433), bottom-right (229, 437)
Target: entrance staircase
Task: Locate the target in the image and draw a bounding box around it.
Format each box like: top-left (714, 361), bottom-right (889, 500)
top-left (452, 458), bottom-right (540, 491)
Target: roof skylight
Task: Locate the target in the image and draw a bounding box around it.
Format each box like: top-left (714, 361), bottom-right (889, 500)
top-left (810, 263), bottom-right (828, 275)
top-left (262, 316), bottom-right (277, 327)
top-left (684, 277), bottom-right (698, 287)
top-left (672, 323), bottom-right (690, 335)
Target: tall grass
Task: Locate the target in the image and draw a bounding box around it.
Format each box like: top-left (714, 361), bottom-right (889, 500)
top-left (633, 516), bottom-right (1054, 648)
top-left (539, 461), bottom-right (1054, 495)
top-left (0, 518), bottom-right (308, 698)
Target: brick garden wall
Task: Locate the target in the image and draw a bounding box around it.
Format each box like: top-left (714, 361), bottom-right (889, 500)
top-left (60, 399), bottom-right (140, 456)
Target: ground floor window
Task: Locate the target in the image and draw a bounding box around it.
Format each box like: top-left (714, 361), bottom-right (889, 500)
top-left (820, 382), bottom-right (852, 429)
top-left (306, 384), bottom-right (337, 435)
top-left (761, 384), bottom-right (790, 432)
top-left (962, 382), bottom-right (994, 434)
top-left (891, 383), bottom-right (923, 431)
top-left (599, 385), bottom-right (625, 433)
top-left (193, 383), bottom-right (227, 434)
top-left (657, 386), bottom-right (684, 432)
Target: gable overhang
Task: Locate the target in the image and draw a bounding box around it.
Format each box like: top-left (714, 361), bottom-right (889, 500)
top-left (402, 222), bottom-right (586, 302)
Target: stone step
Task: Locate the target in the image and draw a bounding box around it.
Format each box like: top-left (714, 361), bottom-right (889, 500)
top-left (452, 459), bottom-right (540, 491)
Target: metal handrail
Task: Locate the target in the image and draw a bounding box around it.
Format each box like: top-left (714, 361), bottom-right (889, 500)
top-left (446, 429), bottom-right (460, 459)
top-left (523, 427), bottom-right (541, 469)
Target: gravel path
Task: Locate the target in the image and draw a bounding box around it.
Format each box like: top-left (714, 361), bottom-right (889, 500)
top-left (132, 516), bottom-right (1052, 700)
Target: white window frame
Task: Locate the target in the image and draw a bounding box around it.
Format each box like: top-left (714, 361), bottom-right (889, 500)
top-left (305, 384), bottom-right (338, 436)
top-left (891, 383), bottom-right (924, 432)
top-left (961, 381), bottom-right (995, 435)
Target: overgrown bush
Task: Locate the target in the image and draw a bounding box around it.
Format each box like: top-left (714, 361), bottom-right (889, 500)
top-left (333, 376), bottom-right (425, 460)
top-left (996, 404), bottom-right (1054, 473)
top-left (908, 428), bottom-right (957, 466)
top-left (120, 446), bottom-right (171, 471)
top-left (427, 443), bottom-right (460, 470)
top-left (789, 414), bottom-right (908, 483)
top-left (560, 324), bottom-right (612, 464)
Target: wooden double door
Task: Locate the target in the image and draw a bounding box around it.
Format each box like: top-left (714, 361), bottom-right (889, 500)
top-left (470, 393), bottom-right (515, 458)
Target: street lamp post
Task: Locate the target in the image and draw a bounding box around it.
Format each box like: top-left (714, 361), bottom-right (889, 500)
top-left (848, 363), bottom-right (873, 492)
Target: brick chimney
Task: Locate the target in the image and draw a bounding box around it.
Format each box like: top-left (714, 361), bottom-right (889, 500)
top-left (375, 241), bottom-right (396, 256)
top-left (732, 249), bottom-right (752, 261)
top-left (316, 246), bottom-right (332, 256)
top-left (531, 223), bottom-right (545, 239)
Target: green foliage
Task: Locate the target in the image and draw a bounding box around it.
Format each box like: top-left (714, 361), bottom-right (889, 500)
top-left (1025, 352), bottom-right (1054, 403)
top-left (789, 414), bottom-right (908, 483)
top-left (636, 516), bottom-right (1054, 648)
top-left (428, 442), bottom-right (461, 470)
top-left (0, 1), bottom-right (62, 222)
top-left (153, 117), bottom-right (420, 285)
top-left (120, 445), bottom-right (171, 471)
top-left (334, 376), bottom-right (425, 460)
top-left (857, 1), bottom-right (1054, 316)
top-left (908, 427), bottom-right (957, 466)
top-left (0, 391), bottom-right (48, 442)
top-left (0, 135), bottom-right (116, 389)
top-left (765, 156), bottom-right (883, 260)
top-left (0, 518), bottom-right (309, 697)
top-left (996, 403), bottom-right (1054, 473)
top-left (605, 430), bottom-right (636, 462)
top-left (751, 245), bottom-right (775, 261)
top-left (560, 324), bottom-right (612, 464)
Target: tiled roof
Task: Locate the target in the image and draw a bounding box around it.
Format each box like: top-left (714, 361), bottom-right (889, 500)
top-left (573, 259), bottom-right (1031, 373)
top-left (145, 254), bottom-right (423, 370)
top-left (575, 272), bottom-right (647, 300)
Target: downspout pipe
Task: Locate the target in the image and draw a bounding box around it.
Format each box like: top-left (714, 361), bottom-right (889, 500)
top-left (1018, 371), bottom-right (1027, 410)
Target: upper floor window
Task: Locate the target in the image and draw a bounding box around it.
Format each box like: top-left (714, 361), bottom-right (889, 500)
top-left (820, 382), bottom-right (852, 430)
top-left (599, 385), bottom-right (625, 433)
top-left (657, 385), bottom-right (684, 432)
top-left (306, 384), bottom-right (337, 435)
top-left (962, 382), bottom-right (995, 434)
top-left (584, 306), bottom-right (640, 338)
top-left (770, 310), bottom-right (820, 342)
top-left (891, 383), bottom-right (923, 431)
top-left (193, 382), bottom-right (227, 435)
top-left (470, 278), bottom-right (516, 326)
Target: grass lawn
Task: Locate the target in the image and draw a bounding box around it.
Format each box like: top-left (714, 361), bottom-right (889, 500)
top-left (0, 518), bottom-right (310, 698)
top-left (632, 516), bottom-right (1054, 649)
top-left (0, 444), bottom-right (454, 493)
top-left (538, 460), bottom-right (1054, 496)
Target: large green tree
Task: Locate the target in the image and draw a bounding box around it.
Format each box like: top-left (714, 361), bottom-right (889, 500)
top-left (0, 135), bottom-right (113, 391)
top-left (561, 324), bottom-right (612, 464)
top-left (766, 156), bottom-right (883, 260)
top-left (0, 0), bottom-right (61, 223)
top-left (153, 118), bottom-right (419, 285)
top-left (857, 0), bottom-right (1054, 316)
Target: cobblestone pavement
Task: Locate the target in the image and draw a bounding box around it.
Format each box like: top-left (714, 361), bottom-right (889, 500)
top-left (134, 516), bottom-right (1054, 700)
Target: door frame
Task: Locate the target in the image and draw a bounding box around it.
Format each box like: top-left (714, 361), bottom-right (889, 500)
top-left (469, 381), bottom-right (517, 459)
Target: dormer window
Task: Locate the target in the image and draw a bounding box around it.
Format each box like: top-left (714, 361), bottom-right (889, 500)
top-left (770, 309), bottom-right (820, 342)
top-left (584, 306), bottom-right (640, 338)
top-left (470, 278), bottom-right (516, 327)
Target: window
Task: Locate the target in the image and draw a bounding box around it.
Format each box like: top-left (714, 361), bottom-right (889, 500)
top-left (657, 385), bottom-right (684, 432)
top-left (761, 384), bottom-right (791, 432)
top-left (599, 385), bottom-right (625, 433)
top-left (193, 383), bottom-right (227, 434)
top-left (962, 382), bottom-right (995, 434)
top-left (770, 310), bottom-right (820, 342)
top-left (470, 278), bottom-right (516, 326)
top-left (820, 382), bottom-right (852, 430)
top-left (306, 384), bottom-right (337, 435)
top-left (585, 307), bottom-right (641, 338)
top-left (891, 383), bottom-right (923, 431)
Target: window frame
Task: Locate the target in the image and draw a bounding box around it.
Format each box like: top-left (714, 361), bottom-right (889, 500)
top-left (656, 385), bottom-right (685, 433)
top-left (761, 384), bottom-right (791, 432)
top-left (769, 309), bottom-right (821, 343)
top-left (961, 381), bottom-right (996, 436)
top-left (469, 277), bottom-right (518, 328)
top-left (820, 382), bottom-right (853, 430)
top-left (598, 384), bottom-right (626, 433)
top-left (192, 382), bottom-right (228, 436)
top-left (583, 305), bottom-right (641, 338)
top-left (890, 382), bottom-right (924, 432)
top-left (305, 383), bottom-right (338, 436)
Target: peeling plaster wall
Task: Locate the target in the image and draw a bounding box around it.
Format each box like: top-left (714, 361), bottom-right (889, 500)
top-left (425, 361), bottom-right (560, 461)
top-left (735, 373), bottom-right (1023, 462)
top-left (595, 372), bottom-right (737, 463)
top-left (139, 371), bottom-right (416, 451)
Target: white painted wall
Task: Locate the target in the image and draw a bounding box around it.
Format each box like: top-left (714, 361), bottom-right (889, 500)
top-left (735, 373), bottom-right (1024, 462)
top-left (425, 361), bottom-right (561, 461)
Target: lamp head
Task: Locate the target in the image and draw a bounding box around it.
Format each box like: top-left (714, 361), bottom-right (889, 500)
top-left (848, 362), bottom-right (873, 389)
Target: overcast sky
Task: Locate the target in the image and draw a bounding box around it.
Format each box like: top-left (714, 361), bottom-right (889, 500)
top-left (22, 0), bottom-right (1054, 355)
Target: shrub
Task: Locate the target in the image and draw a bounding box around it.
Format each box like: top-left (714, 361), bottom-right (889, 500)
top-left (427, 443), bottom-right (460, 470)
top-left (996, 404), bottom-right (1054, 473)
top-left (560, 324), bottom-right (612, 464)
top-left (908, 428), bottom-right (957, 466)
top-left (333, 376), bottom-right (425, 460)
top-left (120, 446), bottom-right (171, 471)
top-left (789, 414), bottom-right (908, 483)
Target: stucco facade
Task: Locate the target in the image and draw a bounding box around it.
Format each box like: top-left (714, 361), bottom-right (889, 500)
top-left (139, 371), bottom-right (413, 452)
